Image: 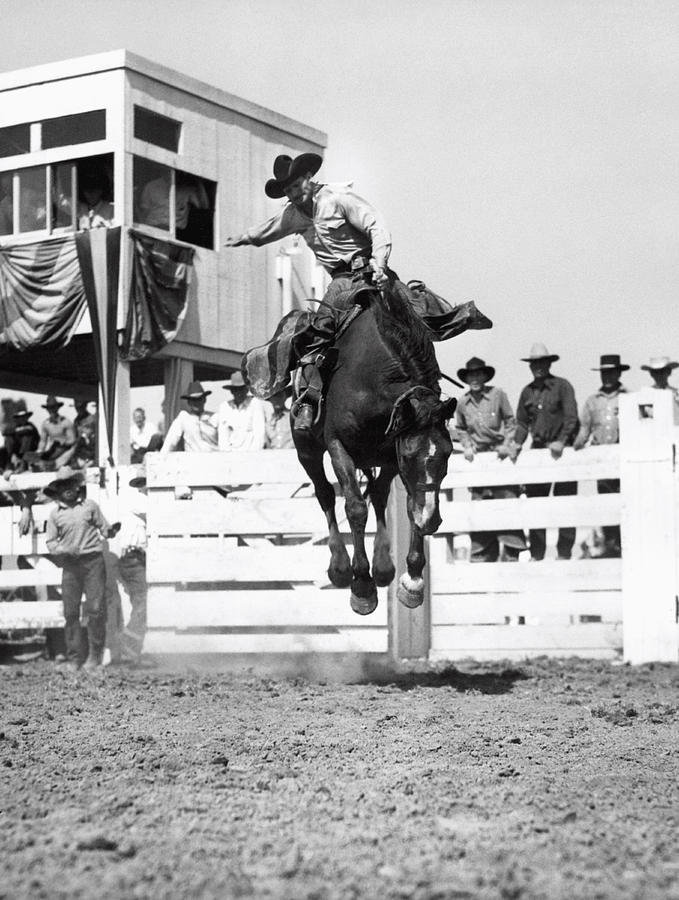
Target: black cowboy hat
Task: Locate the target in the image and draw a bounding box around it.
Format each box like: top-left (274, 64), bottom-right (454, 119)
top-left (265, 153), bottom-right (323, 199)
top-left (13, 409), bottom-right (32, 419)
top-left (43, 465), bottom-right (85, 498)
top-left (180, 381), bottom-right (211, 400)
top-left (42, 394), bottom-right (63, 410)
top-left (457, 357), bottom-right (495, 384)
top-left (592, 354), bottom-right (629, 372)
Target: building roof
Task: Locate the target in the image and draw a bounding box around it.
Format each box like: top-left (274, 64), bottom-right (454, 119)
top-left (0, 49), bottom-right (327, 147)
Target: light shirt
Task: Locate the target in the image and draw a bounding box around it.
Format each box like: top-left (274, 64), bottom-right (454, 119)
top-left (265, 405), bottom-right (294, 449)
top-left (244, 183), bottom-right (391, 273)
top-left (576, 385), bottom-right (626, 446)
top-left (160, 410), bottom-right (218, 453)
top-left (46, 498), bottom-right (109, 556)
top-left (215, 395), bottom-right (267, 451)
top-left (130, 421), bottom-right (158, 452)
top-left (77, 200), bottom-right (114, 230)
top-left (455, 386), bottom-right (516, 451)
top-left (651, 383), bottom-right (679, 424)
top-left (38, 415), bottom-right (75, 453)
top-left (117, 491), bottom-right (148, 554)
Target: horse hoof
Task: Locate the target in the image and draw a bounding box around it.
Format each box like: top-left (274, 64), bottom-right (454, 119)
top-left (373, 564), bottom-right (395, 588)
top-left (350, 592), bottom-right (378, 616)
top-left (328, 565), bottom-right (352, 589)
top-left (397, 574), bottom-right (425, 609)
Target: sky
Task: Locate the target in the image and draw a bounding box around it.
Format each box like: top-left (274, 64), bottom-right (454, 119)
top-left (2, 0), bottom-right (678, 422)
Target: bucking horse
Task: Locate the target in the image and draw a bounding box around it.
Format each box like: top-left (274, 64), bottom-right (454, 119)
top-left (243, 278), bottom-right (476, 616)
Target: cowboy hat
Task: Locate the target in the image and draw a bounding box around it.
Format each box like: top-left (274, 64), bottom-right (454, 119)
top-left (42, 394), bottom-right (63, 410)
top-left (457, 356), bottom-right (496, 384)
top-left (223, 371), bottom-right (247, 389)
top-left (592, 354), bottom-right (629, 372)
top-left (265, 153), bottom-right (323, 199)
top-left (521, 342), bottom-right (560, 363)
top-left (44, 466), bottom-right (85, 497)
top-left (129, 469), bottom-right (147, 489)
top-left (641, 355), bottom-right (679, 372)
top-left (12, 409), bottom-right (32, 419)
top-left (180, 381), bottom-right (211, 400)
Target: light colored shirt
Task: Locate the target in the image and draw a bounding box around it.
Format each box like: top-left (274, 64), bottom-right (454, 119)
top-left (576, 385), bottom-right (626, 446)
top-left (130, 421), bottom-right (158, 452)
top-left (265, 405), bottom-right (294, 449)
top-left (77, 200), bottom-right (114, 230)
top-left (38, 415), bottom-right (75, 454)
top-left (46, 497), bottom-right (109, 556)
top-left (160, 410), bottom-right (218, 454)
top-left (455, 386), bottom-right (516, 451)
top-left (651, 383), bottom-right (679, 424)
top-left (243, 183), bottom-right (391, 273)
top-left (215, 396), bottom-right (267, 451)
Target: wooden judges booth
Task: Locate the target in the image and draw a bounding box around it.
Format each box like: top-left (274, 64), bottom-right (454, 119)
top-left (0, 50), bottom-right (327, 461)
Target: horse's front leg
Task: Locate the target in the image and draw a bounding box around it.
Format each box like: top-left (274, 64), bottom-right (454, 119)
top-left (327, 438), bottom-right (377, 615)
top-left (365, 464), bottom-right (397, 587)
top-left (396, 497), bottom-right (427, 609)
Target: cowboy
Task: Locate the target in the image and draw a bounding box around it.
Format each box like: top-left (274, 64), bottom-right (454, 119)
top-left (641, 355), bottom-right (679, 423)
top-left (573, 354), bottom-right (628, 557)
top-left (45, 466), bottom-right (120, 672)
top-left (225, 153), bottom-right (490, 432)
top-left (215, 371), bottom-right (267, 451)
top-left (455, 357), bottom-right (526, 562)
top-left (7, 409), bottom-right (39, 472)
top-left (514, 343), bottom-right (579, 561)
top-left (37, 394), bottom-right (76, 462)
top-left (160, 381), bottom-right (218, 454)
top-left (265, 387), bottom-right (294, 449)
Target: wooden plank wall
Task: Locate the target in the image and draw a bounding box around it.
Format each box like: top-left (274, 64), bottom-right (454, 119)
top-left (428, 445), bottom-right (623, 661)
top-left (144, 451), bottom-right (389, 655)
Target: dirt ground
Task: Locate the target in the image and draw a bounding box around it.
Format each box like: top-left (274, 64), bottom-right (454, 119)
top-left (1, 653), bottom-right (678, 900)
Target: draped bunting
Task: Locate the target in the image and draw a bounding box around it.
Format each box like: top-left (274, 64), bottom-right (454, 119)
top-left (120, 230), bottom-right (195, 361)
top-left (75, 227), bottom-right (121, 465)
top-left (0, 235), bottom-right (86, 349)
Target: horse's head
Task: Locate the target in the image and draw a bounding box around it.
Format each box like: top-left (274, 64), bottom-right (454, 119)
top-left (386, 387), bottom-right (456, 534)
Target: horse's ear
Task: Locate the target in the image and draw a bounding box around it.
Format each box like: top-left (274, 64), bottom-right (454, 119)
top-left (385, 396), bottom-right (415, 437)
top-left (439, 397), bottom-right (457, 421)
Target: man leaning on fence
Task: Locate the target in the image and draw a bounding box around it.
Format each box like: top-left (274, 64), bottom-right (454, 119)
top-left (160, 381), bottom-right (218, 454)
top-left (455, 357), bottom-right (527, 562)
top-left (514, 343), bottom-right (579, 561)
top-left (574, 354), bottom-right (628, 558)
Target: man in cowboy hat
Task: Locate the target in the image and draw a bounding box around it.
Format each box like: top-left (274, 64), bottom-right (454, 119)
top-left (215, 371), bottom-right (267, 451)
top-left (6, 408), bottom-right (39, 472)
top-left (45, 466), bottom-right (119, 671)
top-left (454, 357), bottom-right (526, 562)
top-left (574, 354), bottom-right (629, 557)
top-left (515, 343), bottom-right (579, 561)
top-left (160, 381), bottom-right (218, 455)
top-left (225, 153), bottom-right (490, 431)
top-left (641, 356), bottom-right (679, 422)
top-left (37, 394), bottom-right (75, 463)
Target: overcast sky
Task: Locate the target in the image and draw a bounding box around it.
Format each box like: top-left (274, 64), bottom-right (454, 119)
top-left (2, 0), bottom-right (678, 416)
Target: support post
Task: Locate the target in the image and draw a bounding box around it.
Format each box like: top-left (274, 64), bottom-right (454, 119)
top-left (619, 389), bottom-right (679, 663)
top-left (387, 478), bottom-right (431, 661)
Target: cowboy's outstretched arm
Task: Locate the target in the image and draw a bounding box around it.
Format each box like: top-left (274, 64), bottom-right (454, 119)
top-left (224, 206), bottom-right (301, 248)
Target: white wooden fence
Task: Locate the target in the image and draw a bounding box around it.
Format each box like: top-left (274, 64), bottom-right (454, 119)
top-left (1, 388), bottom-right (677, 664)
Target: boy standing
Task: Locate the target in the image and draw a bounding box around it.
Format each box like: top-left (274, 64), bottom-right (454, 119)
top-left (45, 467), bottom-right (119, 671)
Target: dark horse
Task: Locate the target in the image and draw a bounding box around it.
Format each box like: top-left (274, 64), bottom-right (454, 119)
top-left (292, 285), bottom-right (456, 615)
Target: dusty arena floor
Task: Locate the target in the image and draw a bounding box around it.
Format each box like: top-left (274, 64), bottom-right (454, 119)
top-left (1, 654), bottom-right (679, 900)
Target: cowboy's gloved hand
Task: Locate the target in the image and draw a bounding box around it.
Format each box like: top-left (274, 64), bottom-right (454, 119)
top-left (370, 261), bottom-right (389, 288)
top-left (223, 235), bottom-right (248, 248)
top-left (549, 440), bottom-right (565, 459)
top-left (463, 448), bottom-right (475, 463)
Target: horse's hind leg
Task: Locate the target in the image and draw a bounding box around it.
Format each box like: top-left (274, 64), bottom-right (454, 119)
top-left (364, 464), bottom-right (397, 587)
top-left (295, 440), bottom-right (351, 588)
top-left (328, 439), bottom-right (377, 616)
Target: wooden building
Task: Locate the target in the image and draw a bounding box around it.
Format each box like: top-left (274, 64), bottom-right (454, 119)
top-left (0, 50), bottom-right (327, 462)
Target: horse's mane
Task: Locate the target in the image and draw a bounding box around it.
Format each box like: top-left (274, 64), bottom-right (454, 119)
top-left (370, 285), bottom-right (441, 391)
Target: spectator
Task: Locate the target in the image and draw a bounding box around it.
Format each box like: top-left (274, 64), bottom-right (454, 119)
top-left (57, 401), bottom-right (97, 469)
top-left (37, 395), bottom-right (75, 464)
top-left (77, 169), bottom-right (114, 230)
top-left (215, 372), bottom-right (267, 451)
top-left (130, 407), bottom-right (162, 463)
top-left (455, 357), bottom-right (526, 563)
top-left (514, 343), bottom-right (579, 561)
top-left (641, 355), bottom-right (679, 422)
top-left (138, 169), bottom-right (209, 232)
top-left (7, 409), bottom-right (39, 472)
top-left (160, 381), bottom-right (218, 454)
top-left (45, 466), bottom-right (120, 672)
top-left (574, 354), bottom-right (629, 558)
top-left (265, 388), bottom-right (294, 449)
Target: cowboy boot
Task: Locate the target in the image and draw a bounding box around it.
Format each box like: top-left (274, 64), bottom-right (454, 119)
top-left (293, 403), bottom-right (316, 432)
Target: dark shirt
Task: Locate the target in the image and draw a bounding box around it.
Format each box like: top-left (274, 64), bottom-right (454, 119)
top-left (515, 375), bottom-right (578, 448)
top-left (46, 497), bottom-right (109, 557)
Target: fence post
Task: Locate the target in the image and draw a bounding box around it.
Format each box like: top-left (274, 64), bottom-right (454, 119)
top-left (387, 478), bottom-right (431, 660)
top-left (619, 389), bottom-right (678, 663)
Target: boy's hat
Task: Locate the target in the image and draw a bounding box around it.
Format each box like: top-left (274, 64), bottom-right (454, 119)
top-left (44, 466), bottom-right (85, 498)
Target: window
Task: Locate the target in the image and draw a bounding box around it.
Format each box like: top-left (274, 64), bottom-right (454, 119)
top-left (0, 153), bottom-right (114, 237)
top-left (134, 106), bottom-right (181, 153)
top-left (41, 110), bottom-right (106, 150)
top-left (0, 123), bottom-right (30, 158)
top-left (134, 156), bottom-right (215, 249)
